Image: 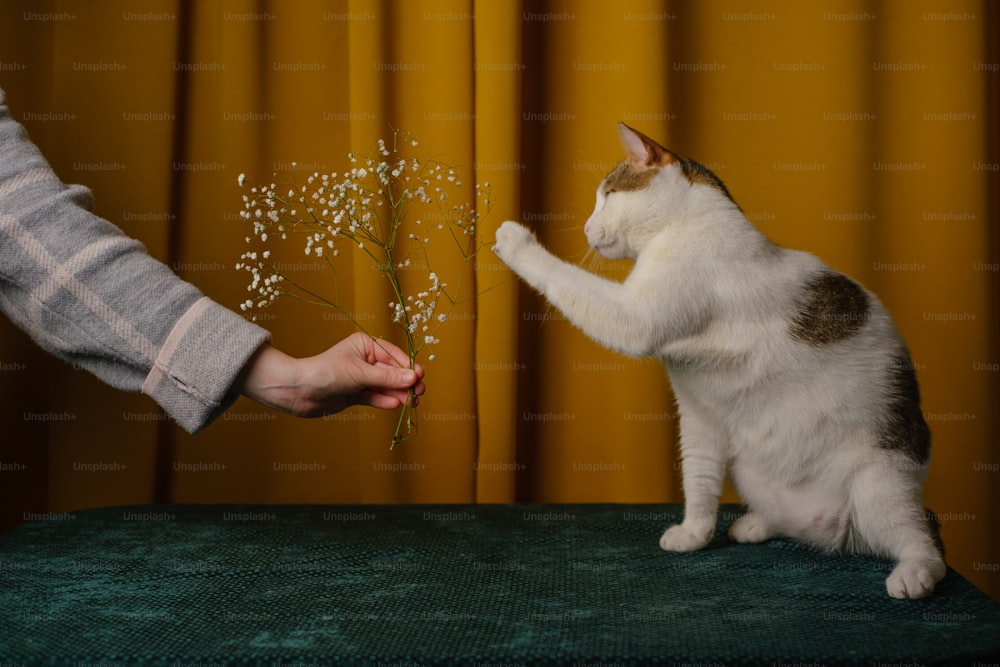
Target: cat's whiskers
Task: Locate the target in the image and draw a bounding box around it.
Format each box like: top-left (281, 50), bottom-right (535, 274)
top-left (580, 245), bottom-right (601, 272)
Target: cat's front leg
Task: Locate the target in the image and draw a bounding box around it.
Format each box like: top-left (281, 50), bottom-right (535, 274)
top-left (659, 464), bottom-right (722, 552)
top-left (494, 221), bottom-right (694, 359)
top-left (492, 221), bottom-right (557, 291)
top-left (659, 417), bottom-right (727, 553)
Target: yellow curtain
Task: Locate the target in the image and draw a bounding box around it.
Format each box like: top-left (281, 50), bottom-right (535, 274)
top-left (0, 0), bottom-right (996, 599)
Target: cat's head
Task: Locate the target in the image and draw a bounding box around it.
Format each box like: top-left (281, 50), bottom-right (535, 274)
top-left (583, 123), bottom-right (738, 259)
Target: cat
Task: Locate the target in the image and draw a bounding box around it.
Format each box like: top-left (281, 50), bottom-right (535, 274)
top-left (492, 122), bottom-right (946, 599)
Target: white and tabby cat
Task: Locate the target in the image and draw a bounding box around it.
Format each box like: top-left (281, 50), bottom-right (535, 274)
top-left (493, 123), bottom-right (946, 599)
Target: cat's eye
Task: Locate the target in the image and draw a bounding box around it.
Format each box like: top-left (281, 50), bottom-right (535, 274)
top-left (605, 188), bottom-right (617, 196)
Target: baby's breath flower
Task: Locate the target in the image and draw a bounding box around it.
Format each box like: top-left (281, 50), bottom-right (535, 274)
top-left (236, 129), bottom-right (492, 447)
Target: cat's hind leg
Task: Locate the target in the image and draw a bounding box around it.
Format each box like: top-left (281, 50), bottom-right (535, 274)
top-left (727, 460), bottom-right (852, 550)
top-left (728, 510), bottom-right (780, 544)
top-left (850, 455), bottom-right (946, 599)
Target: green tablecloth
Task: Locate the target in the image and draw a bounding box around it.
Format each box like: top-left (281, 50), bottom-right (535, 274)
top-left (1, 503), bottom-right (997, 665)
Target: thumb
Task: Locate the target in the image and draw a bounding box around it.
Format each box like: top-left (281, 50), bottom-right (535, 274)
top-left (370, 362), bottom-right (418, 390)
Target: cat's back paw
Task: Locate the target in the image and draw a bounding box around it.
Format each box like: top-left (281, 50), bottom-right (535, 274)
top-left (885, 558), bottom-right (946, 599)
top-left (659, 523), bottom-right (713, 552)
top-left (727, 511), bottom-right (778, 544)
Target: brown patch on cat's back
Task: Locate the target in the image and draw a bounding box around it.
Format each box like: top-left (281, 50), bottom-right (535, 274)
top-left (604, 161), bottom-right (657, 194)
top-left (788, 272), bottom-right (870, 345)
top-left (877, 353), bottom-right (931, 464)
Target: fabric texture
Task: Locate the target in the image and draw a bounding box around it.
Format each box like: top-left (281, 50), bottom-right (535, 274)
top-left (0, 87), bottom-right (270, 433)
top-left (1, 503), bottom-right (998, 665)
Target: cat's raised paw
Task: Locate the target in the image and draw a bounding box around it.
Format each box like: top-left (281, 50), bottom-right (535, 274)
top-left (885, 558), bottom-right (946, 599)
top-left (492, 220), bottom-right (537, 263)
top-left (658, 523), bottom-right (712, 552)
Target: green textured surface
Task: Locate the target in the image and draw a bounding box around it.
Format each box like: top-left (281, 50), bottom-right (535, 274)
top-left (0, 503), bottom-right (998, 666)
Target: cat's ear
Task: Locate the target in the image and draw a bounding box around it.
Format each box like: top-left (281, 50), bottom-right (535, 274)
top-left (618, 122), bottom-right (674, 168)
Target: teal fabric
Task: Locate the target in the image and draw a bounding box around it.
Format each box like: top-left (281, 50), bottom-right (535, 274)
top-left (0, 503), bottom-right (997, 665)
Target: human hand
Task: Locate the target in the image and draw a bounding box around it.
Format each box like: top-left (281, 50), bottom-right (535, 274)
top-left (238, 332), bottom-right (425, 418)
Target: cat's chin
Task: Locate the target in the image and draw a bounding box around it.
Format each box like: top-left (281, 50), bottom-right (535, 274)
top-left (590, 244), bottom-right (627, 260)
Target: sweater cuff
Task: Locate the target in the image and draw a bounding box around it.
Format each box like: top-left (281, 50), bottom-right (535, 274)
top-left (142, 296), bottom-right (270, 433)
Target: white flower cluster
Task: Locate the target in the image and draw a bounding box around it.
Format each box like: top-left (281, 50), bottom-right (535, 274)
top-left (389, 271), bottom-right (445, 358)
top-left (234, 248), bottom-right (282, 312)
top-left (235, 132), bottom-right (491, 366)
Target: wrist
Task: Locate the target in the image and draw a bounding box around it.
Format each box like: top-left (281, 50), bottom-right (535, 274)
top-left (239, 344), bottom-right (302, 413)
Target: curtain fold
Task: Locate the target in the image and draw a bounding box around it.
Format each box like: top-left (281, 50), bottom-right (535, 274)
top-left (0, 0), bottom-right (995, 599)
top-left (473, 0), bottom-right (525, 502)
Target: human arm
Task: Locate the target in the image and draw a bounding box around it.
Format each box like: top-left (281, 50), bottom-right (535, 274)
top-left (0, 87), bottom-right (269, 432)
